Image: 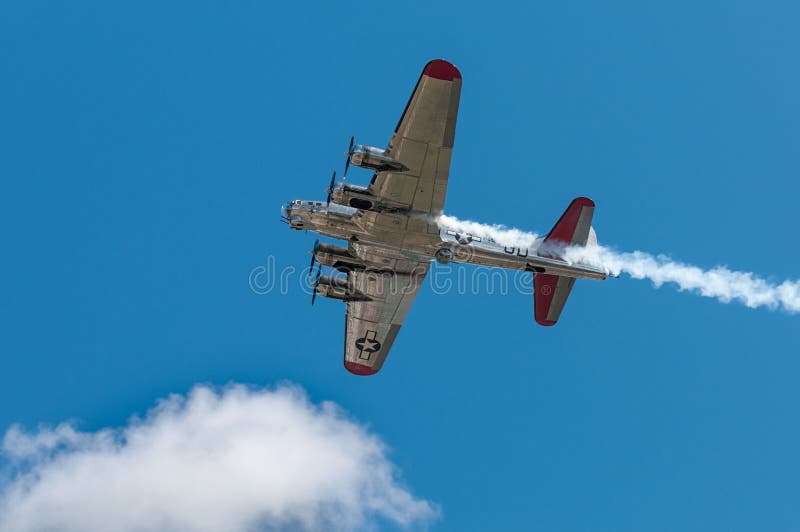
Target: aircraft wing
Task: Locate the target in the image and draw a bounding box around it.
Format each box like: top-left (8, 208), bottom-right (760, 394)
top-left (367, 59), bottom-right (462, 215)
top-left (343, 252), bottom-right (430, 375)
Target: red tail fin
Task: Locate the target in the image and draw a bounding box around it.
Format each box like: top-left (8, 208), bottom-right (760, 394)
top-left (534, 197), bottom-right (595, 326)
top-left (534, 273), bottom-right (576, 326)
top-left (544, 196), bottom-right (595, 246)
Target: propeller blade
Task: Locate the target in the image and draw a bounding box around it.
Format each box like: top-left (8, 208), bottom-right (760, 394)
top-left (326, 170), bottom-right (336, 207)
top-left (310, 264), bottom-right (322, 306)
top-left (308, 238), bottom-right (319, 278)
top-left (344, 135), bottom-right (354, 178)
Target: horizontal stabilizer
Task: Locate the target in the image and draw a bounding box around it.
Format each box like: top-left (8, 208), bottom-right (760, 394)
top-left (534, 273), bottom-right (576, 326)
top-left (534, 197), bottom-right (595, 326)
top-left (544, 196), bottom-right (595, 247)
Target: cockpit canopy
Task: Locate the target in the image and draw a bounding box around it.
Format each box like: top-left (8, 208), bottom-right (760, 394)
top-left (281, 199), bottom-right (326, 218)
top-left (289, 200), bottom-right (323, 207)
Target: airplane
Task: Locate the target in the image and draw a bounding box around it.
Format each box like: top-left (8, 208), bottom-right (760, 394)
top-left (281, 59), bottom-right (608, 376)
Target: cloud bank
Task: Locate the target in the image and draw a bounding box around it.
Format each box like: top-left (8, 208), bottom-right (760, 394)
top-left (0, 384), bottom-right (437, 532)
top-left (438, 214), bottom-right (800, 313)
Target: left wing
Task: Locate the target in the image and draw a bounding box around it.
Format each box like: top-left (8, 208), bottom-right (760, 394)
top-left (367, 59), bottom-right (462, 215)
top-left (343, 251), bottom-right (430, 376)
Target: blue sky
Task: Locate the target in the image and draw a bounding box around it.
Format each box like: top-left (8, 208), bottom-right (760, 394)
top-left (2, 1), bottom-right (800, 530)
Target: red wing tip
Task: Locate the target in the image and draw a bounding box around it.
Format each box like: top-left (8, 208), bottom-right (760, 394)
top-left (344, 361), bottom-right (379, 376)
top-left (423, 59), bottom-right (461, 81)
top-left (536, 318), bottom-right (557, 326)
top-left (574, 196), bottom-right (595, 208)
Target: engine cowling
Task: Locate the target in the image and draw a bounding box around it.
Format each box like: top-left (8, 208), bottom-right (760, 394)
top-left (315, 243), bottom-right (365, 272)
top-left (350, 145), bottom-right (407, 173)
top-left (316, 275), bottom-right (370, 302)
top-left (331, 183), bottom-right (376, 211)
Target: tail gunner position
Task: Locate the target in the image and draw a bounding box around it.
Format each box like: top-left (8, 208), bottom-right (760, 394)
top-left (281, 59), bottom-right (607, 376)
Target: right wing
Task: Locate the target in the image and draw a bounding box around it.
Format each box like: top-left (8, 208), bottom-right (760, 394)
top-left (367, 59), bottom-right (462, 215)
top-left (342, 247), bottom-right (430, 376)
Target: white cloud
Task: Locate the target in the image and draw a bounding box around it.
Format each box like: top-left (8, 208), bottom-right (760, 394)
top-left (0, 384), bottom-right (437, 532)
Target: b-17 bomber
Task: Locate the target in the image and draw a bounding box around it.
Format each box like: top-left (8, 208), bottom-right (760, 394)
top-left (281, 59), bottom-right (607, 376)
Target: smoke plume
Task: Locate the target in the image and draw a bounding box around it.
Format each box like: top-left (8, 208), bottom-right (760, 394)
top-left (437, 214), bottom-right (540, 248)
top-left (438, 215), bottom-right (800, 313)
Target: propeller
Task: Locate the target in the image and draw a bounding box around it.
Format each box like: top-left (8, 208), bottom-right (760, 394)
top-left (343, 135), bottom-right (355, 179)
top-left (310, 264), bottom-right (322, 306)
top-left (308, 239), bottom-right (320, 278)
top-left (325, 170), bottom-right (336, 207)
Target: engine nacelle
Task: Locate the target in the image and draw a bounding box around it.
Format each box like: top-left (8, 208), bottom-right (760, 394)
top-left (350, 145), bottom-right (407, 173)
top-left (331, 183), bottom-right (377, 211)
top-left (315, 243), bottom-right (365, 272)
top-left (316, 275), bottom-right (370, 302)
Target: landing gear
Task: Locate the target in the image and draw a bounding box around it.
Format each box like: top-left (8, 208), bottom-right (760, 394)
top-left (435, 248), bottom-right (454, 264)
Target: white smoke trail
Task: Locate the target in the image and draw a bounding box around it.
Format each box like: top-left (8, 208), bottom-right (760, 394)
top-left (565, 245), bottom-right (800, 312)
top-left (437, 215), bottom-right (800, 313)
top-left (437, 214), bottom-right (540, 248)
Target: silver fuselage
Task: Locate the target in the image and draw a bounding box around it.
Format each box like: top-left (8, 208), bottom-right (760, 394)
top-left (281, 200), bottom-right (607, 280)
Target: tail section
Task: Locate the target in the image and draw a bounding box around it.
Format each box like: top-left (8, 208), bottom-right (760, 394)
top-left (534, 273), bottom-right (576, 326)
top-left (544, 196), bottom-right (595, 247)
top-left (534, 197), bottom-right (596, 326)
